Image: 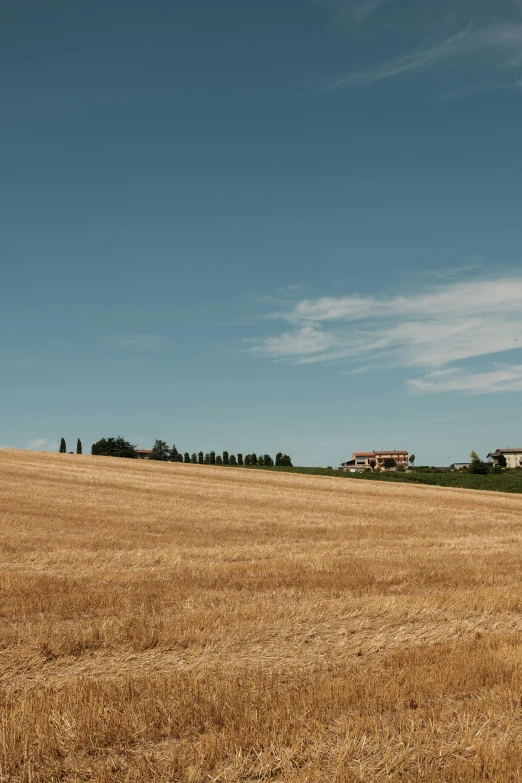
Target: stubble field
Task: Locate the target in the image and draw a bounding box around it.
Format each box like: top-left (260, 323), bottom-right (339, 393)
top-left (1, 448), bottom-right (522, 782)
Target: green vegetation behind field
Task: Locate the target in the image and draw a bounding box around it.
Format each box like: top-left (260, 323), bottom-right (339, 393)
top-left (245, 465), bottom-right (522, 494)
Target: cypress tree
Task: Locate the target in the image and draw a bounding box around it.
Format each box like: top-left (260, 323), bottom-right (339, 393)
top-left (263, 454), bottom-right (273, 466)
top-left (251, 453), bottom-right (257, 466)
top-left (198, 451), bottom-right (204, 464)
top-left (191, 453), bottom-right (198, 464)
top-left (229, 454), bottom-right (237, 466)
top-left (76, 438), bottom-right (82, 455)
top-left (210, 450), bottom-right (216, 465)
top-left (204, 453), bottom-right (210, 464)
top-left (257, 455), bottom-right (264, 466)
top-left (184, 452), bottom-right (191, 463)
top-left (244, 455), bottom-right (251, 466)
top-left (169, 445), bottom-right (179, 462)
top-left (59, 437), bottom-right (66, 453)
top-left (237, 453), bottom-right (243, 466)
top-left (222, 450), bottom-right (229, 465)
top-left (215, 455), bottom-right (223, 465)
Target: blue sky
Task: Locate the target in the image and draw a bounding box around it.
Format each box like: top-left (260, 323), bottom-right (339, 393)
top-left (1, 0), bottom-right (522, 466)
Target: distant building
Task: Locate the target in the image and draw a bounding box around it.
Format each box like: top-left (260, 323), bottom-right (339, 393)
top-left (136, 449), bottom-right (152, 460)
top-left (487, 448), bottom-right (522, 468)
top-left (339, 450), bottom-right (409, 472)
top-left (450, 462), bottom-right (471, 471)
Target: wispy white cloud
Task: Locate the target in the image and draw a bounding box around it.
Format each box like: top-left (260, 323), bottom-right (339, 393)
top-left (279, 283), bottom-right (305, 293)
top-left (408, 365), bottom-right (522, 394)
top-left (334, 20), bottom-right (522, 86)
top-left (320, 0), bottom-right (393, 26)
top-left (27, 438), bottom-right (59, 450)
top-left (249, 276), bottom-right (522, 394)
top-left (352, 0), bottom-right (391, 22)
top-left (250, 326), bottom-right (337, 357)
top-left (27, 438), bottom-right (49, 449)
top-left (426, 264), bottom-right (481, 279)
top-left (105, 334), bottom-right (170, 351)
top-left (335, 25), bottom-right (474, 86)
top-left (443, 78), bottom-right (522, 98)
top-left (278, 278), bottom-right (522, 327)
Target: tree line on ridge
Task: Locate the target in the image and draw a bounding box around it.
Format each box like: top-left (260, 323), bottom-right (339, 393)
top-left (87, 436), bottom-right (293, 467)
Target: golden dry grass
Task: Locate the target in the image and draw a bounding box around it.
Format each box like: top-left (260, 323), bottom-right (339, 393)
top-left (1, 448), bottom-right (522, 782)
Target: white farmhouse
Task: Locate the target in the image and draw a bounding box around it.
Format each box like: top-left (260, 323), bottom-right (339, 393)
top-left (487, 448), bottom-right (522, 468)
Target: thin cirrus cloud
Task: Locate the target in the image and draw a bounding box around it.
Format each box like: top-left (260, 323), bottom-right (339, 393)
top-left (27, 438), bottom-right (48, 449)
top-left (27, 438), bottom-right (59, 450)
top-left (351, 0), bottom-right (391, 22)
top-left (408, 366), bottom-right (522, 394)
top-left (322, 0), bottom-right (393, 25)
top-left (333, 20), bottom-right (522, 86)
top-left (105, 334), bottom-right (170, 351)
top-left (249, 276), bottom-right (522, 394)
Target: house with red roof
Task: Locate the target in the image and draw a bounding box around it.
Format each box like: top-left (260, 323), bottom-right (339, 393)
top-left (339, 449), bottom-right (409, 472)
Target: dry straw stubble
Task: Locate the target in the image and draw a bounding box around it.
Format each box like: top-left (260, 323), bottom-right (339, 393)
top-left (1, 448), bottom-right (522, 781)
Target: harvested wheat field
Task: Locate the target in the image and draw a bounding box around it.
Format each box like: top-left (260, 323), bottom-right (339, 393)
top-left (1, 449), bottom-right (522, 782)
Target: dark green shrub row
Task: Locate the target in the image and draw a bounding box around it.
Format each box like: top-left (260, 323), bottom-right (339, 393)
top-left (247, 465), bottom-right (522, 494)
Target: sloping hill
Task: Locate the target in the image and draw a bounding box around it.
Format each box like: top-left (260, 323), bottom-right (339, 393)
top-left (1, 448), bottom-right (522, 781)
